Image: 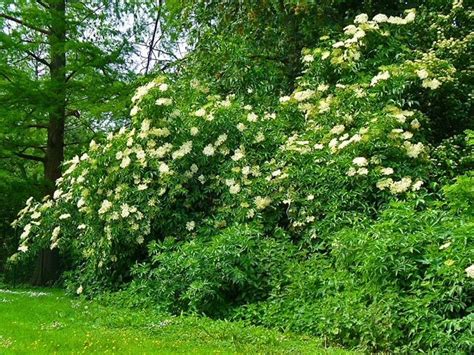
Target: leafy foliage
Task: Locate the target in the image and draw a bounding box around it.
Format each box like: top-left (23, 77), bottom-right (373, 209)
top-left (7, 1), bottom-right (474, 352)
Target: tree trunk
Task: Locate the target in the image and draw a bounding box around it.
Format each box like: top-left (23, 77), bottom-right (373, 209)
top-left (31, 0), bottom-right (66, 286)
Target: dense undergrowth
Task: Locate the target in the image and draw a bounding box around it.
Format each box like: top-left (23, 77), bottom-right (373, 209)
top-left (7, 2), bottom-right (473, 352)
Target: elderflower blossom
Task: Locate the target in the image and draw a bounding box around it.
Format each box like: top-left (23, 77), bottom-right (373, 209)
top-left (52, 226), bottom-right (61, 239)
top-left (186, 221), bottom-right (196, 231)
top-left (158, 83), bottom-right (168, 91)
top-left (354, 13), bottom-right (368, 24)
top-left (376, 178), bottom-right (393, 190)
top-left (247, 112), bottom-right (258, 122)
top-left (465, 264), bottom-right (474, 278)
top-left (352, 157), bottom-right (368, 167)
top-left (120, 156), bottom-right (131, 169)
top-left (155, 98), bottom-right (173, 106)
top-left (381, 167), bottom-right (394, 175)
top-left (294, 89), bottom-right (314, 102)
top-left (330, 125), bottom-right (345, 135)
top-left (231, 148), bottom-right (245, 161)
top-left (215, 134), bottom-right (228, 146)
top-left (159, 162), bottom-right (170, 174)
top-left (373, 14), bottom-right (388, 23)
top-left (255, 132), bottom-right (265, 143)
top-left (390, 177), bottom-right (412, 194)
top-left (422, 78), bottom-right (441, 90)
top-left (194, 108), bottom-right (206, 117)
top-left (411, 180), bottom-right (424, 191)
top-left (98, 199), bottom-right (112, 214)
top-left (404, 141), bottom-right (425, 158)
top-left (411, 119), bottom-right (421, 129)
top-left (171, 141), bottom-right (192, 160)
top-left (121, 204), bottom-right (130, 218)
top-left (130, 106), bottom-right (141, 116)
top-left (303, 54), bottom-right (314, 63)
top-left (203, 144), bottom-right (215, 156)
top-left (31, 211), bottom-right (41, 219)
top-left (370, 71), bottom-right (390, 86)
top-left (416, 69), bottom-right (429, 79)
top-left (255, 196), bottom-right (272, 210)
top-left (229, 184), bottom-right (241, 194)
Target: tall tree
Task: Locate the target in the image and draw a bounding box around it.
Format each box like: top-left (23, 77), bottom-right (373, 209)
top-left (162, 0), bottom-right (425, 103)
top-left (0, 0), bottom-right (156, 284)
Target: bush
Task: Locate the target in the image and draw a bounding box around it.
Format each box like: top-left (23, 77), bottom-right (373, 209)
top-left (124, 224), bottom-right (296, 316)
top-left (9, 2), bottom-right (473, 352)
top-left (241, 179), bottom-right (473, 352)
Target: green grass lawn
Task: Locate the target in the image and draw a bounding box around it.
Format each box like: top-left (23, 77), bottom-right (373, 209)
top-left (0, 288), bottom-right (350, 354)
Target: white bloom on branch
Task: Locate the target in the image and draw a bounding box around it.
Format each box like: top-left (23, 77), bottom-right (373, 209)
top-left (156, 98), bottom-right (173, 106)
top-left (352, 157), bottom-right (368, 167)
top-left (381, 167), bottom-right (394, 175)
top-left (416, 69), bottom-right (429, 79)
top-left (159, 162), bottom-right (170, 174)
top-left (330, 125), bottom-right (345, 135)
top-left (186, 221), bottom-right (196, 231)
top-left (120, 156), bottom-right (131, 168)
top-left (302, 54), bottom-right (314, 63)
top-left (194, 108), bottom-right (206, 117)
top-left (422, 78), bottom-right (441, 90)
top-left (373, 14), bottom-right (388, 23)
top-left (465, 264), bottom-right (474, 278)
top-left (354, 13), bottom-right (368, 24)
top-left (370, 71), bottom-right (390, 86)
top-left (247, 112), bottom-right (258, 122)
top-left (255, 196), bottom-right (272, 210)
top-left (98, 200), bottom-right (112, 214)
top-left (203, 144), bottom-right (215, 156)
top-left (229, 184), bottom-right (241, 194)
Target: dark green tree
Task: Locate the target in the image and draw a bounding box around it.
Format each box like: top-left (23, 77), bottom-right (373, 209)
top-left (0, 0), bottom-right (157, 283)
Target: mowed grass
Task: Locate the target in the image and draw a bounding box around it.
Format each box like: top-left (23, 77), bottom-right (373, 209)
top-left (0, 288), bottom-right (350, 354)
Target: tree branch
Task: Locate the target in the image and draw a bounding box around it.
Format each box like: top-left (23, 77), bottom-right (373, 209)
top-left (15, 152), bottom-right (46, 162)
top-left (26, 124), bottom-right (48, 129)
top-left (25, 50), bottom-right (51, 67)
top-left (145, 0), bottom-right (163, 74)
top-left (65, 70), bottom-right (77, 82)
top-left (35, 0), bottom-right (50, 9)
top-left (0, 13), bottom-right (50, 35)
